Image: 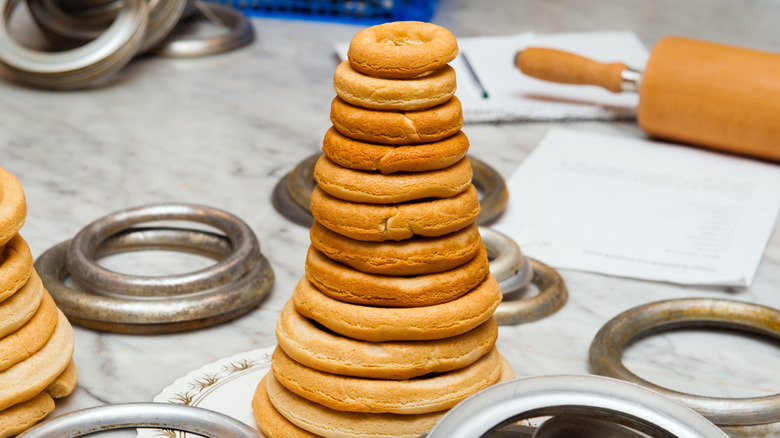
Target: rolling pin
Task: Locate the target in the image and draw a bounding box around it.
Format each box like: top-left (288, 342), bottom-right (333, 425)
top-left (516, 37), bottom-right (780, 162)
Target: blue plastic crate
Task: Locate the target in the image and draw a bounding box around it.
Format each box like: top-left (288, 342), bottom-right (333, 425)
top-left (206, 0), bottom-right (437, 24)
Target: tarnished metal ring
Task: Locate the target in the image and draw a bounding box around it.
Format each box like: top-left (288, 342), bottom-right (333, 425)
top-left (470, 157), bottom-right (508, 225)
top-left (17, 403), bottom-right (261, 437)
top-left (589, 298), bottom-right (780, 428)
top-left (426, 374), bottom-right (727, 438)
top-left (0, 0), bottom-right (147, 89)
top-left (35, 227), bottom-right (274, 334)
top-left (152, 1), bottom-right (254, 57)
top-left (28, 0), bottom-right (186, 54)
top-left (66, 203), bottom-right (260, 297)
top-left (273, 153), bottom-right (509, 227)
top-left (493, 257), bottom-right (567, 326)
top-left (480, 226), bottom-right (532, 294)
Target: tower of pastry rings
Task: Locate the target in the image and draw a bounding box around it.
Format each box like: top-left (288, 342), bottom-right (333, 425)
top-left (0, 167), bottom-right (78, 437)
top-left (252, 21), bottom-right (513, 438)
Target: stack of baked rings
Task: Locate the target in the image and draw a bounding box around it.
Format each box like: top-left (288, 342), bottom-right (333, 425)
top-left (0, 167), bottom-right (78, 437)
top-left (252, 21), bottom-right (516, 438)
top-left (0, 0), bottom-right (254, 89)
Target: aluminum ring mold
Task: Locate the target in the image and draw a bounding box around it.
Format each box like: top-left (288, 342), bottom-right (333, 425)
top-left (425, 374), bottom-right (728, 438)
top-left (272, 153), bottom-right (508, 227)
top-left (0, 0), bottom-right (148, 89)
top-left (152, 2), bottom-right (255, 57)
top-left (28, 0), bottom-right (187, 53)
top-left (589, 298), bottom-right (780, 432)
top-left (480, 226), bottom-right (533, 294)
top-left (66, 203), bottom-right (260, 297)
top-left (35, 219), bottom-right (273, 334)
top-left (493, 257), bottom-right (567, 326)
top-left (17, 403), bottom-right (261, 437)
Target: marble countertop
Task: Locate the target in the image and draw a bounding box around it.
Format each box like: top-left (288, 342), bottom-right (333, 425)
top-left (1, 0), bottom-right (779, 435)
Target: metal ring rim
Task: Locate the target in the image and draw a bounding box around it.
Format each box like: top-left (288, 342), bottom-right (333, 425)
top-left (0, 0), bottom-right (147, 88)
top-left (480, 226), bottom-right (532, 294)
top-left (493, 257), bottom-right (568, 326)
top-left (35, 228), bottom-right (274, 333)
top-left (588, 298), bottom-right (780, 426)
top-left (152, 2), bottom-right (254, 57)
top-left (16, 403), bottom-right (261, 437)
top-left (426, 374), bottom-right (728, 438)
top-left (65, 203), bottom-right (260, 297)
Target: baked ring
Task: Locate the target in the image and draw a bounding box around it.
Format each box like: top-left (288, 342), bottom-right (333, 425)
top-left (251, 376), bottom-right (319, 438)
top-left (0, 291), bottom-right (57, 373)
top-left (347, 21), bottom-right (458, 79)
top-left (276, 300), bottom-right (498, 379)
top-left (0, 234), bottom-right (33, 303)
top-left (0, 309), bottom-right (74, 412)
top-left (0, 168), bottom-right (27, 248)
top-left (257, 357), bottom-right (514, 438)
top-left (272, 346), bottom-right (503, 414)
top-left (45, 359), bottom-right (78, 399)
top-left (334, 61), bottom-right (457, 111)
top-left (322, 127), bottom-right (469, 174)
top-left (0, 270), bottom-right (45, 339)
top-left (0, 391), bottom-right (55, 438)
top-left (305, 245), bottom-right (489, 307)
top-left (263, 373), bottom-right (446, 438)
top-left (292, 274), bottom-right (502, 342)
top-left (330, 96), bottom-right (463, 145)
top-left (309, 184), bottom-right (480, 243)
top-left (314, 154), bottom-right (472, 204)
top-left (310, 221), bottom-right (481, 276)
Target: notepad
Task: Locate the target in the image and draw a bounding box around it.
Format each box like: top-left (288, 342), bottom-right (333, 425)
top-left (492, 129), bottom-right (780, 287)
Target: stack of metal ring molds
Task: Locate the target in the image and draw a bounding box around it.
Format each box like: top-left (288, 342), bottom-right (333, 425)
top-left (0, 0), bottom-right (253, 89)
top-left (35, 203), bottom-right (274, 334)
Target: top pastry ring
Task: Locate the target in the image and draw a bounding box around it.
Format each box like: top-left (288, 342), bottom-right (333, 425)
top-left (347, 21), bottom-right (458, 79)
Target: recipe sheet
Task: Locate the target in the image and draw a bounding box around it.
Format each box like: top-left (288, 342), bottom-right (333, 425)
top-left (492, 129), bottom-right (780, 287)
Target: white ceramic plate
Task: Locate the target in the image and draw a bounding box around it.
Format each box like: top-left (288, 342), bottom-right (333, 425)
top-left (136, 346), bottom-right (275, 437)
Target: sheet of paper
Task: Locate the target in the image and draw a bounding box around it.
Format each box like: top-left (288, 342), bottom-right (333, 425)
top-left (492, 129), bottom-right (780, 287)
top-left (336, 31), bottom-right (649, 122)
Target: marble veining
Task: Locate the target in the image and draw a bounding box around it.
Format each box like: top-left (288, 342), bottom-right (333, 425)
top-left (1, 1), bottom-right (779, 435)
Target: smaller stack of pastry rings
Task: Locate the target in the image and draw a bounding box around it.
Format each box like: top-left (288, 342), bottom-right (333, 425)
top-left (252, 21), bottom-right (514, 438)
top-left (0, 167), bottom-right (77, 438)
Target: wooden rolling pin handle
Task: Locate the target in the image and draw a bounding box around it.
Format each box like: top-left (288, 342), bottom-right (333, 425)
top-left (516, 47), bottom-right (629, 93)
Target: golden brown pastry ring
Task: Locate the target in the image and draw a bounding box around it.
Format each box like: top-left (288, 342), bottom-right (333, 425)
top-left (309, 221), bottom-right (481, 276)
top-left (0, 167), bottom-right (26, 247)
top-left (262, 373), bottom-right (446, 438)
top-left (0, 292), bottom-right (58, 373)
top-left (305, 244), bottom-right (489, 307)
top-left (330, 96), bottom-right (463, 145)
top-left (322, 127), bottom-right (469, 174)
top-left (272, 346), bottom-right (503, 414)
top-left (314, 154), bottom-right (472, 204)
top-left (0, 270), bottom-right (45, 339)
top-left (309, 184), bottom-right (480, 243)
top-left (256, 357), bottom-right (514, 438)
top-left (276, 300), bottom-right (498, 380)
top-left (347, 21), bottom-right (458, 79)
top-left (292, 273), bottom-right (502, 342)
top-left (334, 61), bottom-right (456, 110)
top-left (0, 234), bottom-right (33, 303)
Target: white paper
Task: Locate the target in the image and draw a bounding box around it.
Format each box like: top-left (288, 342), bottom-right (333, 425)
top-left (336, 31), bottom-right (649, 122)
top-left (492, 129), bottom-right (780, 287)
